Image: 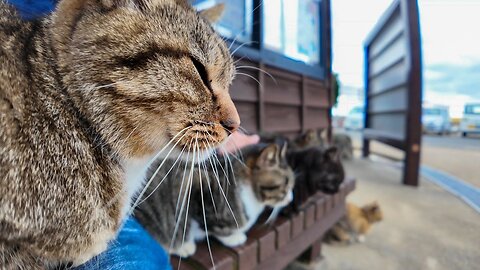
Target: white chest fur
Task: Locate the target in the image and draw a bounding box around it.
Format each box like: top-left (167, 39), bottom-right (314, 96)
top-left (121, 156), bottom-right (154, 218)
top-left (239, 183), bottom-right (265, 232)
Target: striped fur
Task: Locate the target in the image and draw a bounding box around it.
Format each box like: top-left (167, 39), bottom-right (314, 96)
top-left (0, 0), bottom-right (238, 268)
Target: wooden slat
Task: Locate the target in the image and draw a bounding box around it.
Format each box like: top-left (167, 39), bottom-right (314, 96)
top-left (369, 8), bottom-right (404, 58)
top-left (369, 60), bottom-right (407, 95)
top-left (231, 237), bottom-right (258, 270)
top-left (264, 77), bottom-right (302, 106)
top-left (264, 104), bottom-right (301, 132)
top-left (273, 217), bottom-right (291, 249)
top-left (258, 63), bottom-right (265, 132)
top-left (365, 0), bottom-right (401, 45)
top-left (170, 257), bottom-right (199, 270)
top-left (230, 69), bottom-right (259, 102)
top-left (315, 195), bottom-right (326, 221)
top-left (369, 36), bottom-right (407, 78)
top-left (247, 226), bottom-right (276, 262)
top-left (304, 79), bottom-right (328, 108)
top-left (290, 211), bottom-right (304, 238)
top-left (304, 204), bottom-right (316, 229)
top-left (234, 102), bottom-right (258, 133)
top-left (323, 195), bottom-right (333, 212)
top-left (370, 113), bottom-right (406, 139)
top-left (266, 66), bottom-right (302, 82)
top-left (188, 242), bottom-right (235, 270)
top-left (304, 107), bottom-right (329, 130)
top-left (363, 128), bottom-right (406, 149)
top-left (369, 86), bottom-right (407, 113)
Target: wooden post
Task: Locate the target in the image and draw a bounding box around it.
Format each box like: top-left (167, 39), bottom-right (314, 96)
top-left (362, 45), bottom-right (371, 158)
top-left (402, 0), bottom-right (422, 186)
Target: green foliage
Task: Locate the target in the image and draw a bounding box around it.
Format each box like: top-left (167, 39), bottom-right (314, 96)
top-left (332, 73), bottom-right (340, 106)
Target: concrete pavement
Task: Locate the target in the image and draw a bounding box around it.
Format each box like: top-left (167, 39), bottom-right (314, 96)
top-left (290, 157), bottom-right (480, 270)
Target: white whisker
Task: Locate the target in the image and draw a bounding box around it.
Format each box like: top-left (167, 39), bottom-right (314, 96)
top-left (128, 128), bottom-right (190, 215)
top-left (236, 65), bottom-right (277, 84)
top-left (135, 142), bottom-right (188, 207)
top-left (201, 143), bottom-right (218, 214)
top-left (197, 140), bottom-right (216, 270)
top-left (235, 72), bottom-right (261, 86)
top-left (170, 140), bottom-right (193, 253)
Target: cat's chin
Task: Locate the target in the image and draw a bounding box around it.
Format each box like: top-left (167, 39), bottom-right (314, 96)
top-left (180, 148), bottom-right (216, 164)
top-left (154, 144), bottom-right (217, 164)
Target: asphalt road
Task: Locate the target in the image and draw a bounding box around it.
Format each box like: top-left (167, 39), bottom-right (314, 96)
top-left (422, 134), bottom-right (480, 151)
top-left (340, 130), bottom-right (480, 188)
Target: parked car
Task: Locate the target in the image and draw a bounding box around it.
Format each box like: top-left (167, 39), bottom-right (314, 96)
top-left (422, 106), bottom-right (451, 135)
top-left (344, 106), bottom-right (364, 130)
top-left (460, 103), bottom-right (480, 137)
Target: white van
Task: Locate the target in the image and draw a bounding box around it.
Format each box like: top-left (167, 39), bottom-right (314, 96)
top-left (422, 105), bottom-right (450, 135)
top-left (460, 103), bottom-right (480, 137)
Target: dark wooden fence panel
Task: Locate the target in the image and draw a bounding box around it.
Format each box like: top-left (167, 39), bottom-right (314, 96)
top-left (229, 64), bottom-right (331, 136)
top-left (363, 0), bottom-right (422, 186)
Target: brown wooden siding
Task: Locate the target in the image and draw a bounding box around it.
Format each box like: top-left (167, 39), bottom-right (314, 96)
top-left (230, 62), bottom-right (330, 137)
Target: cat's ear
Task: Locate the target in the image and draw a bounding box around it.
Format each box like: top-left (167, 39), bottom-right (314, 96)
top-left (306, 129), bottom-right (318, 142)
top-left (324, 146), bottom-right (339, 162)
top-left (256, 144), bottom-right (280, 167)
top-left (199, 3), bottom-right (225, 23)
top-left (319, 129), bottom-right (327, 141)
top-left (280, 142), bottom-right (288, 159)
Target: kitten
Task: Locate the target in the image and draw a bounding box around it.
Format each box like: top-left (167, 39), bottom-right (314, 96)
top-left (134, 143), bottom-right (295, 257)
top-left (259, 131), bottom-right (291, 147)
top-left (333, 133), bottom-right (354, 160)
top-left (1, 0), bottom-right (239, 268)
top-left (283, 146), bottom-right (345, 214)
top-left (291, 129), bottom-right (354, 160)
top-left (324, 201), bottom-right (383, 244)
top-left (291, 129), bottom-right (325, 150)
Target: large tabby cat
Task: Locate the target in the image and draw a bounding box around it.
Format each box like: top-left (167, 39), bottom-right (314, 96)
top-left (135, 143), bottom-right (295, 257)
top-left (0, 0), bottom-right (239, 268)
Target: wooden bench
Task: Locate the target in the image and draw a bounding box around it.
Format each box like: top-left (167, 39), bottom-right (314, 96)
top-left (170, 178), bottom-right (356, 270)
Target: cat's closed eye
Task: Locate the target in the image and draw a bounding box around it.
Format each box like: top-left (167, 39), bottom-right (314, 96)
top-left (190, 55), bottom-right (212, 90)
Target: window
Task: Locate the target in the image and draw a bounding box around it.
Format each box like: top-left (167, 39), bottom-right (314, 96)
top-left (192, 0), bottom-right (253, 43)
top-left (191, 0), bottom-right (326, 79)
top-left (263, 0), bottom-right (321, 65)
top-left (465, 104), bottom-right (480, 115)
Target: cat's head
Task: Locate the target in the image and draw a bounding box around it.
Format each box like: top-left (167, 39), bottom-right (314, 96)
top-left (362, 201), bottom-right (383, 223)
top-left (307, 146), bottom-right (344, 194)
top-left (293, 129), bottom-right (323, 150)
top-left (51, 0), bottom-right (239, 160)
top-left (247, 144), bottom-right (295, 207)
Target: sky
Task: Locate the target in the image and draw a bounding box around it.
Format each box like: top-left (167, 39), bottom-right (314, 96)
top-left (331, 0), bottom-right (480, 117)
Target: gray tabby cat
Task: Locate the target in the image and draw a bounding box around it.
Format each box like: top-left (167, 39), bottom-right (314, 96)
top-left (0, 0), bottom-right (238, 268)
top-left (134, 143), bottom-right (295, 257)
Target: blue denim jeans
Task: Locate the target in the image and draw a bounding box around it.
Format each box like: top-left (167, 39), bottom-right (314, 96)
top-left (74, 218), bottom-right (172, 270)
top-left (6, 0), bottom-right (56, 20)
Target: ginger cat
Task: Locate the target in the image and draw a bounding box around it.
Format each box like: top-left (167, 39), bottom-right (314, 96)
top-left (324, 201), bottom-right (383, 244)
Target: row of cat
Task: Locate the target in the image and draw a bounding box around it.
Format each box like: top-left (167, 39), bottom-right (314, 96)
top-left (134, 130), bottom-right (346, 257)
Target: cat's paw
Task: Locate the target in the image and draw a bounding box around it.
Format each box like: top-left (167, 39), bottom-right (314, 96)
top-left (216, 233), bottom-right (247, 247)
top-left (357, 235), bottom-right (366, 243)
top-left (173, 242), bottom-right (197, 258)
